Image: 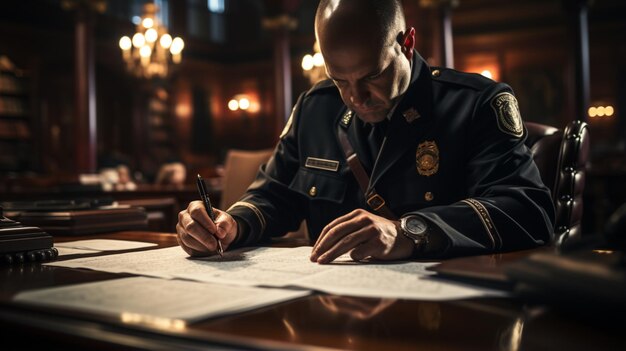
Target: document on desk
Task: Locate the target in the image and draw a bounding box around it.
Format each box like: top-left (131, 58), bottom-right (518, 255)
top-left (55, 239), bottom-right (158, 256)
top-left (14, 276), bottom-right (310, 322)
top-left (47, 246), bottom-right (505, 300)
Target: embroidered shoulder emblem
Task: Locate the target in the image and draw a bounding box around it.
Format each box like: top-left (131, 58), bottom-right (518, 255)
top-left (491, 92), bottom-right (523, 138)
top-left (416, 141), bottom-right (439, 176)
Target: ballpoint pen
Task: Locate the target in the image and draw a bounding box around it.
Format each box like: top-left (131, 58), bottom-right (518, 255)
top-left (196, 174), bottom-right (224, 257)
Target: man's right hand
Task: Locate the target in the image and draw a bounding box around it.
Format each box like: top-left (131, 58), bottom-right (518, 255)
top-left (176, 200), bottom-right (238, 257)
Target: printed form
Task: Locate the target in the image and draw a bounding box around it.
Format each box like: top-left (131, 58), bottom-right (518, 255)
top-left (14, 276), bottom-right (309, 322)
top-left (47, 246), bottom-right (506, 300)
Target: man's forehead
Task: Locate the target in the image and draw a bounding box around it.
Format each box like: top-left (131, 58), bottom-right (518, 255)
top-left (323, 45), bottom-right (393, 78)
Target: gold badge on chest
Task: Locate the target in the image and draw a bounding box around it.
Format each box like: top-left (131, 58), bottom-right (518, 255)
top-left (416, 141), bottom-right (439, 176)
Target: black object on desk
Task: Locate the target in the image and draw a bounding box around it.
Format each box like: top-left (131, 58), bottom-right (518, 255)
top-left (505, 240), bottom-right (626, 319)
top-left (0, 207), bottom-right (57, 265)
top-left (1, 199), bottom-right (148, 235)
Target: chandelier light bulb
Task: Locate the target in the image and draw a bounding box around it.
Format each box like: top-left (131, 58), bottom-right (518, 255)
top-left (120, 4), bottom-right (184, 78)
top-left (140, 45), bottom-right (152, 58)
top-left (142, 17), bottom-right (154, 29)
top-left (145, 28), bottom-right (158, 43)
top-left (119, 36), bottom-right (132, 50)
top-left (132, 33), bottom-right (145, 48)
top-left (170, 37), bottom-right (185, 55)
top-left (301, 54), bottom-right (314, 71)
top-left (160, 34), bottom-right (172, 49)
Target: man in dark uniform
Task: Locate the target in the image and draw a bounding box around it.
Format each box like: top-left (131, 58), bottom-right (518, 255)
top-left (176, 0), bottom-right (555, 263)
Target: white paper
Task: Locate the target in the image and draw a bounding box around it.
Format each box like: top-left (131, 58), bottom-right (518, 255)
top-left (292, 262), bottom-right (505, 300)
top-left (13, 276), bottom-right (309, 322)
top-left (47, 246), bottom-right (506, 300)
top-left (55, 239), bottom-right (157, 251)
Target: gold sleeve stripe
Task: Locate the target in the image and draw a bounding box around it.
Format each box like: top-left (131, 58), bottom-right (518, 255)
top-left (227, 201), bottom-right (267, 233)
top-left (461, 199), bottom-right (502, 250)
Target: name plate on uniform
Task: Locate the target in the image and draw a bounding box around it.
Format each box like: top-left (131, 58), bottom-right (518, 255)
top-left (305, 157), bottom-right (339, 172)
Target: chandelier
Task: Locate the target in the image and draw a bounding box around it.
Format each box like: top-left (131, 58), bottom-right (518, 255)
top-left (118, 3), bottom-right (184, 79)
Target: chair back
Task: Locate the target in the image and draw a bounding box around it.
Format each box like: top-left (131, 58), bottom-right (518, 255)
top-left (524, 120), bottom-right (590, 244)
top-left (220, 149), bottom-right (274, 210)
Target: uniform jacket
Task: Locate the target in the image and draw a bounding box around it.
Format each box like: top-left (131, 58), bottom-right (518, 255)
top-left (228, 53), bottom-right (555, 256)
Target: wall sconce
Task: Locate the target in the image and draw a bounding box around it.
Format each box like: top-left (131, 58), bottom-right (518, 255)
top-left (588, 104), bottom-right (615, 119)
top-left (228, 94), bottom-right (259, 113)
top-left (302, 41), bottom-right (327, 86)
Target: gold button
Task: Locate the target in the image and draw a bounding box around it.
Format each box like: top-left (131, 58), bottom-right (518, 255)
top-left (309, 186), bottom-right (317, 197)
top-left (425, 192), bottom-right (434, 201)
top-left (431, 69), bottom-right (440, 77)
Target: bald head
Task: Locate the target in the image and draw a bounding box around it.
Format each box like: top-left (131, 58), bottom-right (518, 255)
top-left (314, 0), bottom-right (414, 123)
top-left (315, 0), bottom-right (406, 53)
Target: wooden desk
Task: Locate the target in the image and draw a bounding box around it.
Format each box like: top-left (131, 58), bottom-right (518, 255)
top-left (1, 231), bottom-right (624, 350)
top-left (0, 184), bottom-right (218, 232)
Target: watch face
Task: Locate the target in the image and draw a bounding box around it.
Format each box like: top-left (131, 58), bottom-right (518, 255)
top-left (406, 216), bottom-right (427, 235)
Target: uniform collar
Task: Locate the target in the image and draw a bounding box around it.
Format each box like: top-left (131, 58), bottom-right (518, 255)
top-left (394, 51), bottom-right (433, 124)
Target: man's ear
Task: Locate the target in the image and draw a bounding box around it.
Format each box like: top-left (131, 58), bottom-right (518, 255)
top-left (400, 27), bottom-right (415, 60)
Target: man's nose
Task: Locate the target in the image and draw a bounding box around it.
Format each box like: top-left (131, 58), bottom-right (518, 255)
top-left (349, 84), bottom-right (370, 106)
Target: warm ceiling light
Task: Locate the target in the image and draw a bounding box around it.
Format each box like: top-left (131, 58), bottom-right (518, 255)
top-left (132, 32), bottom-right (145, 48)
top-left (119, 3), bottom-right (184, 79)
top-left (119, 36), bottom-right (132, 50)
top-left (145, 28), bottom-right (158, 43)
top-left (142, 17), bottom-right (154, 28)
top-left (160, 34), bottom-right (172, 49)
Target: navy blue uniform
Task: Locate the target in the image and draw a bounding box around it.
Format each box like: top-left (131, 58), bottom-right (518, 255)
top-left (227, 53), bottom-right (555, 256)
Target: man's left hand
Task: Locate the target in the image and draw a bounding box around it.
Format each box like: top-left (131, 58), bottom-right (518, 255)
top-left (310, 209), bottom-right (414, 264)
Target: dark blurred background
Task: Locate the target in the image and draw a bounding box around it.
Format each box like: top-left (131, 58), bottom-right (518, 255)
top-left (0, 0), bottom-right (624, 235)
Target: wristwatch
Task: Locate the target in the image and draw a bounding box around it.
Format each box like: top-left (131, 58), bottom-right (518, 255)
top-left (400, 215), bottom-right (430, 252)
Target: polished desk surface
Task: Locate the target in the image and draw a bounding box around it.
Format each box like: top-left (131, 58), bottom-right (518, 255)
top-left (1, 231), bottom-right (624, 351)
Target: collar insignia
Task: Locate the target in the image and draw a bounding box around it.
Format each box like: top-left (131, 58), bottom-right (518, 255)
top-left (416, 140), bottom-right (439, 176)
top-left (402, 108), bottom-right (421, 123)
top-left (341, 110), bottom-right (353, 127)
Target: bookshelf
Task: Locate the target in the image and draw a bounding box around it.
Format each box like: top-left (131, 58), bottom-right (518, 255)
top-left (0, 56), bottom-right (34, 172)
top-left (147, 87), bottom-right (176, 164)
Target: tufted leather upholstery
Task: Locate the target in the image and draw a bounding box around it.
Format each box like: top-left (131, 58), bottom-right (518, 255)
top-left (525, 120), bottom-right (590, 245)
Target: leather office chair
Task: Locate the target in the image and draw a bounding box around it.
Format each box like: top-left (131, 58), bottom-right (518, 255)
top-left (220, 148), bottom-right (309, 240)
top-left (524, 120), bottom-right (590, 245)
top-left (219, 149), bottom-right (274, 210)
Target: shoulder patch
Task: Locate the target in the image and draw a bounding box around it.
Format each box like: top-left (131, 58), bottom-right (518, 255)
top-left (490, 92), bottom-right (523, 138)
